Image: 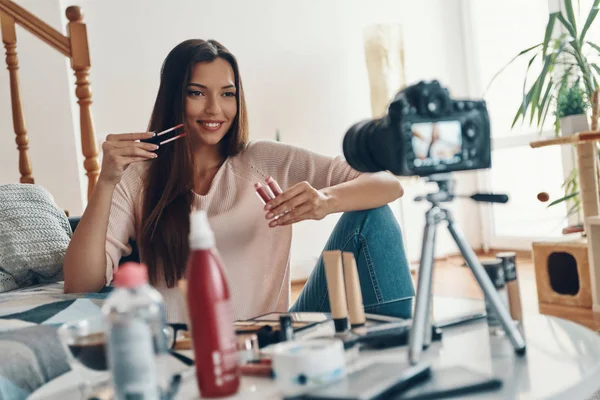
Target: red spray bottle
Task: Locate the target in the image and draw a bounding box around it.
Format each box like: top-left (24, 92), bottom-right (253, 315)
top-left (186, 210), bottom-right (240, 397)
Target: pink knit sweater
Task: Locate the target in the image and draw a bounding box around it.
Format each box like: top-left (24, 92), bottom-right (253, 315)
top-left (105, 140), bottom-right (361, 322)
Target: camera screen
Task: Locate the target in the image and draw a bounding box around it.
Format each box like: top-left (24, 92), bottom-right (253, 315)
top-left (411, 121), bottom-right (462, 167)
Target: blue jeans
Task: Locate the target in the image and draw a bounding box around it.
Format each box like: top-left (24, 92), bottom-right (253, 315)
top-left (289, 205), bottom-right (415, 319)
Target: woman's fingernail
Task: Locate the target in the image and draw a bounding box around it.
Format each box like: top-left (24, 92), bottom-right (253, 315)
top-left (269, 220), bottom-right (278, 227)
top-left (265, 204), bottom-right (273, 210)
top-left (266, 212), bottom-right (274, 219)
top-left (152, 153), bottom-right (158, 158)
top-left (153, 145), bottom-right (159, 150)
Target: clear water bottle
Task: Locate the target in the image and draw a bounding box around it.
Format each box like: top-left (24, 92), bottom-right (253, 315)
top-left (103, 262), bottom-right (169, 400)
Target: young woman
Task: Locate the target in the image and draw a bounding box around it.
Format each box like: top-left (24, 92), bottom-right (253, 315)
top-left (63, 39), bottom-right (415, 323)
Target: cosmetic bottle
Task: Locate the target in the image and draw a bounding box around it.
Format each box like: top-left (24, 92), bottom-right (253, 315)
top-left (497, 252), bottom-right (523, 330)
top-left (186, 210), bottom-right (240, 397)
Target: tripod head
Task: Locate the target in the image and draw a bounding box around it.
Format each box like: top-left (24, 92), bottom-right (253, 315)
top-left (414, 173), bottom-right (509, 206)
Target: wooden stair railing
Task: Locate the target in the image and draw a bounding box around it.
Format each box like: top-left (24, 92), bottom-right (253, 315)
top-left (0, 0), bottom-right (99, 200)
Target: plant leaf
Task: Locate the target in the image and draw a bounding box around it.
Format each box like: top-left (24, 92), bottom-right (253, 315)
top-left (557, 13), bottom-right (577, 40)
top-left (512, 82), bottom-right (536, 128)
top-left (540, 93), bottom-right (555, 130)
top-left (566, 202), bottom-right (580, 218)
top-left (485, 43), bottom-right (542, 95)
top-left (530, 55), bottom-right (553, 124)
top-left (580, 1), bottom-right (600, 42)
top-left (547, 191), bottom-right (579, 207)
top-left (544, 13), bottom-right (559, 55)
top-left (591, 63), bottom-right (600, 87)
top-left (565, 0), bottom-right (578, 36)
top-left (522, 53), bottom-right (539, 111)
top-left (588, 41), bottom-right (600, 55)
top-left (539, 78), bottom-right (555, 126)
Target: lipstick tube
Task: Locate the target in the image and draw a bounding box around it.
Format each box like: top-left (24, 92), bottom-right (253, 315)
top-left (323, 250), bottom-right (349, 333)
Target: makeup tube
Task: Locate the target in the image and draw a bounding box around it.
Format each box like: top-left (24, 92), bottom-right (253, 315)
top-left (342, 252), bottom-right (366, 328)
top-left (323, 251), bottom-right (349, 333)
top-left (266, 176), bottom-right (283, 196)
top-left (255, 182), bottom-right (274, 205)
top-left (497, 252), bottom-right (523, 325)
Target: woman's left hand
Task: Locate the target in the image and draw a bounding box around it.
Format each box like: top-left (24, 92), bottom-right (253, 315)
top-left (265, 181), bottom-right (330, 227)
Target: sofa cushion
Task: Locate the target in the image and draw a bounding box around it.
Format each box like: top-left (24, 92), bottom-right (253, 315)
top-left (0, 184), bottom-right (71, 293)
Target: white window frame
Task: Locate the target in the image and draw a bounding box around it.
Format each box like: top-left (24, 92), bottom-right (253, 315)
top-left (459, 0), bottom-right (578, 251)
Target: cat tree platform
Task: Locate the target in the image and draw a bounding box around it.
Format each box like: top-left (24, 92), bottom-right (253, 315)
top-left (584, 217), bottom-right (600, 312)
top-left (532, 238), bottom-right (593, 309)
top-left (529, 131), bottom-right (600, 313)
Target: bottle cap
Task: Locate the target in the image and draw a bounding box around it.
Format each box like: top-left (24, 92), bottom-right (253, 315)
top-left (189, 209), bottom-right (215, 249)
top-left (113, 262), bottom-right (149, 288)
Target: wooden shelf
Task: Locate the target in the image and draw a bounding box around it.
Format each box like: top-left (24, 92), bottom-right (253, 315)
top-left (530, 131), bottom-right (600, 148)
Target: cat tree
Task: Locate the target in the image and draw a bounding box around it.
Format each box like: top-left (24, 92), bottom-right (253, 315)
top-left (529, 90), bottom-right (600, 313)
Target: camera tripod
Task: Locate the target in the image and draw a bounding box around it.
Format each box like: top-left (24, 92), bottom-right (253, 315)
top-left (407, 173), bottom-right (526, 365)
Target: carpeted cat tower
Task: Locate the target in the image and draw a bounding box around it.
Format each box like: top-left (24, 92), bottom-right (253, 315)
top-left (530, 90), bottom-right (600, 314)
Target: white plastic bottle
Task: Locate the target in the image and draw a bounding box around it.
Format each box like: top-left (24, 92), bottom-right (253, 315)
top-left (103, 262), bottom-right (169, 400)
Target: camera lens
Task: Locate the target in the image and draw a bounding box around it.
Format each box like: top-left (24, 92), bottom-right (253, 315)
top-left (343, 116), bottom-right (404, 174)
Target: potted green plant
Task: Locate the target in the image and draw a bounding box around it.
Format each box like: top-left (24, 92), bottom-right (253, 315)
top-left (491, 0), bottom-right (600, 134)
top-left (490, 0), bottom-right (600, 216)
top-left (557, 83), bottom-right (590, 135)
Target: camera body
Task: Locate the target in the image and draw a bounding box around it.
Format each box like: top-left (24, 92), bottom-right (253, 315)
top-left (343, 80), bottom-right (491, 177)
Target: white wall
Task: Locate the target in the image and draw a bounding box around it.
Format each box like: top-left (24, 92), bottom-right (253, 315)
top-left (0, 0), bottom-right (482, 279)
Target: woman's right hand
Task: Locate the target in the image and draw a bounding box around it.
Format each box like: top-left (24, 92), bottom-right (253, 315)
top-left (98, 132), bottom-right (159, 186)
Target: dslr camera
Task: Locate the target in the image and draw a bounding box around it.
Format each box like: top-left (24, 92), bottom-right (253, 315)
top-left (343, 80), bottom-right (491, 177)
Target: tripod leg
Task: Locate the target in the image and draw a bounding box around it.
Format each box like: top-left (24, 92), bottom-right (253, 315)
top-left (445, 213), bottom-right (526, 355)
top-left (408, 207), bottom-right (439, 365)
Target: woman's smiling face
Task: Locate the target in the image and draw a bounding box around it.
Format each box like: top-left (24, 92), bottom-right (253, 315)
top-left (185, 58), bottom-right (238, 148)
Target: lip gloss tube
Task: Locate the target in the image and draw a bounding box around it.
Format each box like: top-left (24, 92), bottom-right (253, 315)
top-left (265, 176), bottom-right (290, 219)
top-left (266, 176), bottom-right (283, 197)
top-left (255, 183), bottom-right (274, 205)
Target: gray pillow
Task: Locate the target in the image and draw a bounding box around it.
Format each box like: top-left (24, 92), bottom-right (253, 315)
top-left (0, 184), bottom-right (71, 293)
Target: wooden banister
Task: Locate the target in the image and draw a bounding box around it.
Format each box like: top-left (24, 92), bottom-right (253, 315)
top-left (0, 0), bottom-right (70, 57)
top-left (1, 11), bottom-right (33, 184)
top-left (66, 6), bottom-right (99, 199)
top-left (0, 1), bottom-right (99, 201)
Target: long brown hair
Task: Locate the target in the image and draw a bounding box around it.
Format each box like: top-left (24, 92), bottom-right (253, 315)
top-left (140, 39), bottom-right (248, 287)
